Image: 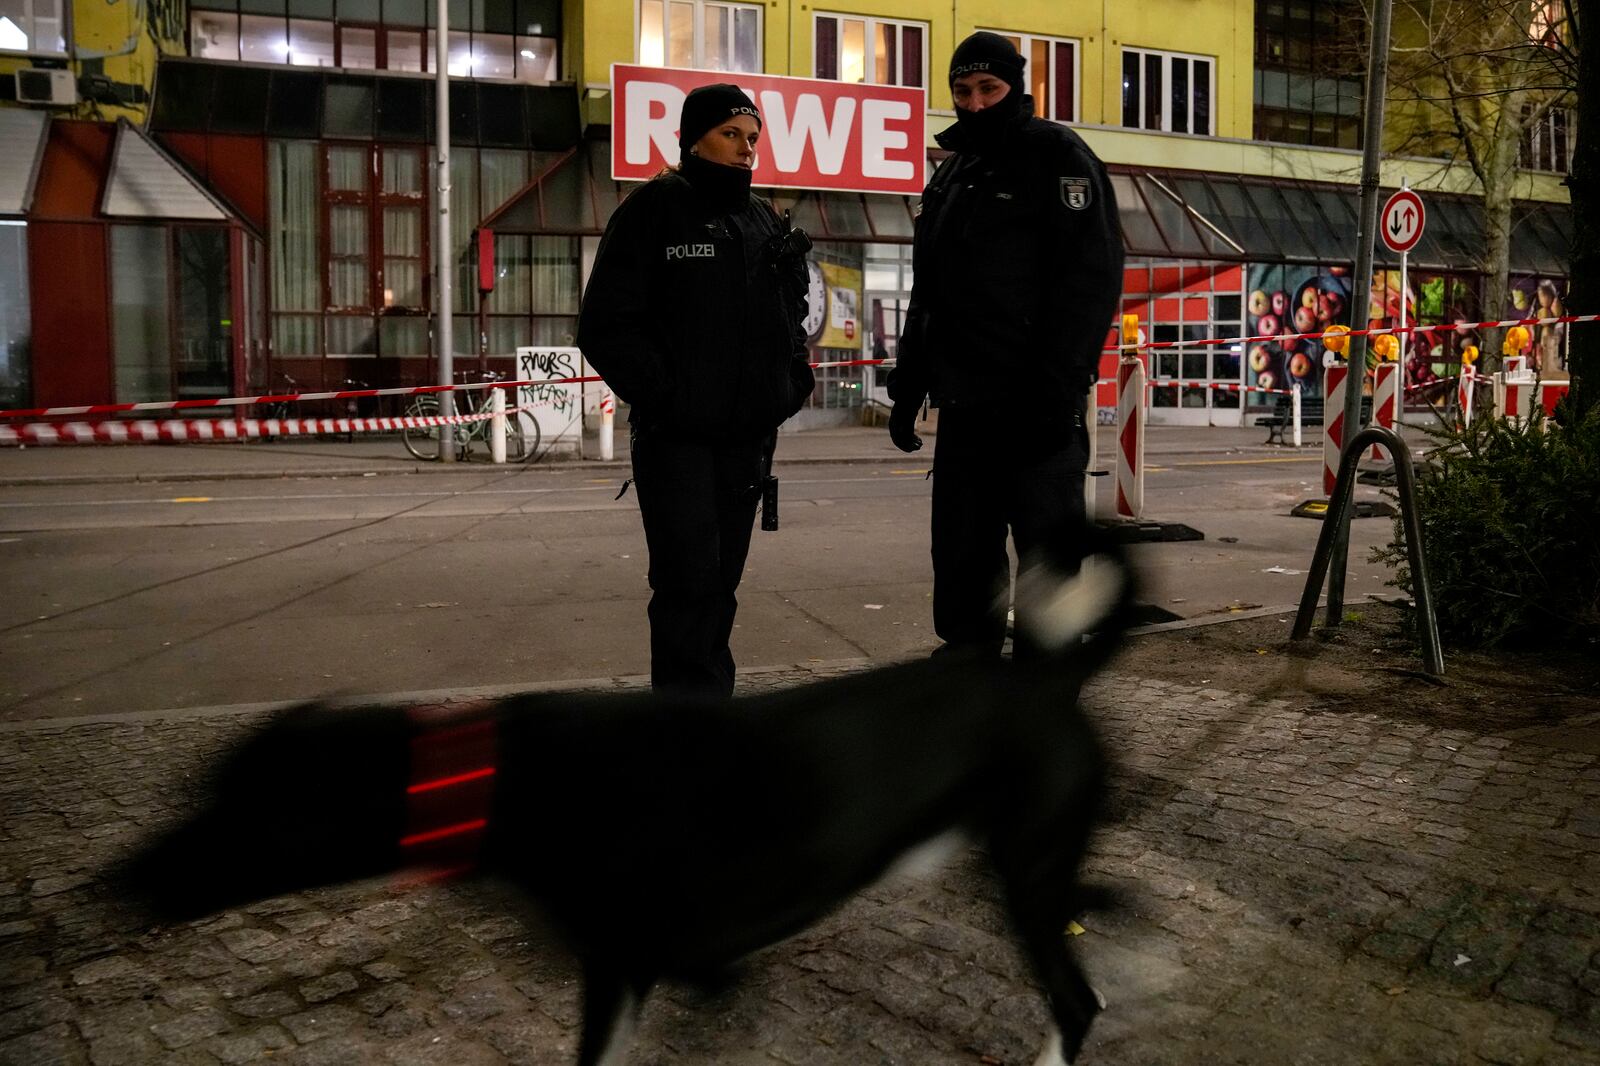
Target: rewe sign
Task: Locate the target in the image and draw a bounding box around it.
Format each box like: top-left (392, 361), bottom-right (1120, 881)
top-left (611, 64), bottom-right (926, 196)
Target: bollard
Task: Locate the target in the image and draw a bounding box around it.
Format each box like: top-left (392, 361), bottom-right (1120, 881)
top-left (1323, 364), bottom-right (1348, 497)
top-left (489, 386), bottom-right (506, 464)
top-left (1457, 365), bottom-right (1476, 428)
top-left (1292, 383), bottom-right (1303, 447)
top-left (599, 389), bottom-right (615, 462)
top-left (1115, 313), bottom-right (1145, 520)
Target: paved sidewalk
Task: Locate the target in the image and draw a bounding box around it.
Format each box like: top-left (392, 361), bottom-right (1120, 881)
top-left (0, 423), bottom-right (1321, 487)
top-left (2, 661), bottom-right (1596, 1065)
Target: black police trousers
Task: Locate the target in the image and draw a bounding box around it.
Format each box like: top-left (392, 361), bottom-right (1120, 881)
top-left (930, 403), bottom-right (1091, 658)
top-left (630, 427), bottom-right (765, 699)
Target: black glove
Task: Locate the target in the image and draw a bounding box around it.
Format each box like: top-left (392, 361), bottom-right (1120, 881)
top-left (888, 402), bottom-right (922, 453)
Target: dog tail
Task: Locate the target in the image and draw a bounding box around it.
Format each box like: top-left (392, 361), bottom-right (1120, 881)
top-left (1012, 529), bottom-right (1139, 667)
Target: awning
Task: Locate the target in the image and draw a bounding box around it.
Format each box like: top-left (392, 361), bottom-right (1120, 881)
top-left (1111, 165), bottom-right (1572, 276)
top-left (481, 135), bottom-right (918, 240)
top-left (0, 109), bottom-right (48, 217)
top-left (102, 119), bottom-right (232, 221)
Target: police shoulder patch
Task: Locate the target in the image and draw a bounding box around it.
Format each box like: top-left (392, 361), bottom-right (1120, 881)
top-left (1060, 177), bottom-right (1091, 211)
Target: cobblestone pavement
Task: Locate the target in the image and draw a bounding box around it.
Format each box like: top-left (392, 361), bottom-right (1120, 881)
top-left (2, 666), bottom-right (1598, 1066)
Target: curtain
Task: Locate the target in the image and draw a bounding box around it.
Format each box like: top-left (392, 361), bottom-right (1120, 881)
top-left (268, 140), bottom-right (319, 313)
top-left (0, 223), bottom-right (29, 408)
top-left (531, 236), bottom-right (578, 315)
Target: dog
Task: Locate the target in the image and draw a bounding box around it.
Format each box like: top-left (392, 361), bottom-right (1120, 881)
top-left (116, 535), bottom-right (1136, 1066)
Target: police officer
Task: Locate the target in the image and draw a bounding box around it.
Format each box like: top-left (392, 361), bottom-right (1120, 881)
top-left (888, 32), bottom-right (1123, 658)
top-left (578, 84), bottom-right (816, 698)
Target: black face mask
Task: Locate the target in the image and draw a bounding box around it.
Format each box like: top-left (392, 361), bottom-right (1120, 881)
top-left (680, 152), bottom-right (753, 212)
top-left (953, 88), bottom-right (1024, 151)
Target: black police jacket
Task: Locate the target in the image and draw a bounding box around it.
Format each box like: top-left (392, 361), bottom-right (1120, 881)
top-left (888, 97), bottom-right (1123, 413)
top-left (577, 162), bottom-right (816, 445)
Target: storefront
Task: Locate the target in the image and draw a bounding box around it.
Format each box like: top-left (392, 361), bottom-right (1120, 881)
top-left (5, 57), bottom-right (1573, 417)
top-left (1108, 166), bottom-right (1573, 425)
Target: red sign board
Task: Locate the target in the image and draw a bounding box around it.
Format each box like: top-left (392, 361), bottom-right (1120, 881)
top-left (1381, 188), bottom-right (1426, 254)
top-left (610, 64), bottom-right (926, 196)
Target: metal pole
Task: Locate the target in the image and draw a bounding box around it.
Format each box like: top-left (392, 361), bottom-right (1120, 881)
top-left (1396, 180), bottom-right (1408, 437)
top-left (434, 1), bottom-right (454, 461)
top-left (1327, 0), bottom-right (1393, 624)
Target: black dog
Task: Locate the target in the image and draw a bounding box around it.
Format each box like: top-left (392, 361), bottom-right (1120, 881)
top-left (118, 539), bottom-right (1136, 1066)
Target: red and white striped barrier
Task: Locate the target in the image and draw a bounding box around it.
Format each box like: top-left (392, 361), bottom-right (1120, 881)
top-left (1323, 365), bottom-right (1349, 497)
top-left (1499, 374), bottom-right (1570, 423)
top-left (1370, 362), bottom-right (1400, 461)
top-left (1457, 367), bottom-right (1478, 428)
top-left (598, 390), bottom-right (616, 462)
top-left (1115, 357), bottom-right (1145, 519)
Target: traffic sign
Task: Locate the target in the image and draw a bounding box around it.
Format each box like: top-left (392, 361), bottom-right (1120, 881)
top-left (1381, 188), bottom-right (1425, 254)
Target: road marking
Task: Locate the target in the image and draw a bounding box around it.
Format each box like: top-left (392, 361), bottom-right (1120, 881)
top-left (171, 497), bottom-right (213, 503)
top-left (1168, 456), bottom-right (1321, 468)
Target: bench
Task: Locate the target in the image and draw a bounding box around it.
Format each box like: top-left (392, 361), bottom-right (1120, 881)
top-left (1256, 395), bottom-right (1371, 445)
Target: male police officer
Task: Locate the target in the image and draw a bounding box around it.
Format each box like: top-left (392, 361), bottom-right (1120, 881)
top-left (888, 32), bottom-right (1123, 658)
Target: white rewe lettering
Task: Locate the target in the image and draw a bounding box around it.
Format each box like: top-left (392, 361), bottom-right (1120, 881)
top-left (859, 98), bottom-right (913, 181)
top-left (760, 90), bottom-right (856, 176)
top-left (666, 244), bottom-right (716, 260)
top-left (626, 81), bottom-right (685, 167)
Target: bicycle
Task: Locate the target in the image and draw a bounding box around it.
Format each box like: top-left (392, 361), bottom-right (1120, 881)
top-left (400, 370), bottom-right (540, 462)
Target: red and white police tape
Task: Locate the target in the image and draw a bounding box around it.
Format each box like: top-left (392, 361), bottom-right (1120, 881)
top-left (0, 312), bottom-right (1585, 448)
top-left (0, 405), bottom-right (537, 447)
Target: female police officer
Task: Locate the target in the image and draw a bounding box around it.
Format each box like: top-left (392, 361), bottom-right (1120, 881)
top-left (577, 84), bottom-right (815, 699)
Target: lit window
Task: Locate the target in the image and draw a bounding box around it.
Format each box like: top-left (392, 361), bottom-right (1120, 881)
top-left (1121, 46), bottom-right (1213, 136)
top-left (639, 0), bottom-right (761, 72)
top-left (190, 11), bottom-right (241, 61)
top-left (0, 0), bottom-right (65, 54)
top-left (813, 13), bottom-right (924, 88)
top-left (984, 29), bottom-right (1078, 122)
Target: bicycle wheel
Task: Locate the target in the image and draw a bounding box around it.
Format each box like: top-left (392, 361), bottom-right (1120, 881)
top-left (503, 409), bottom-right (529, 462)
top-left (517, 411), bottom-right (542, 462)
top-left (401, 396), bottom-right (444, 461)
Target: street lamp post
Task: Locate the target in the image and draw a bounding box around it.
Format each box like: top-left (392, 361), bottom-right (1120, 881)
top-left (1326, 0), bottom-right (1394, 624)
top-left (434, 0), bottom-right (454, 461)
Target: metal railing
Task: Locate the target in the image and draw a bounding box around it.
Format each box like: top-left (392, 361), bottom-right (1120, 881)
top-left (1291, 425), bottom-right (1444, 675)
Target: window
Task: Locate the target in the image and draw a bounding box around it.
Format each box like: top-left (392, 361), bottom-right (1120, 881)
top-left (1253, 0), bottom-right (1364, 147)
top-left (814, 13), bottom-right (925, 88)
top-left (639, 0), bottom-right (761, 72)
top-left (111, 225), bottom-right (235, 401)
top-left (1121, 47), bottom-right (1212, 135)
top-left (1522, 105), bottom-right (1574, 174)
top-left (985, 31), bottom-right (1077, 122)
top-left (0, 221), bottom-right (30, 409)
top-left (0, 0), bottom-right (64, 53)
top-left (191, 0), bottom-right (556, 80)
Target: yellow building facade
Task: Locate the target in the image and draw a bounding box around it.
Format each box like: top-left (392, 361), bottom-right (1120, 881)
top-left (0, 0), bottom-right (1575, 416)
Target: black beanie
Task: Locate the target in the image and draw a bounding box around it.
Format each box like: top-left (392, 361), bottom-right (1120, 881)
top-left (679, 84), bottom-right (762, 160)
top-left (948, 31), bottom-right (1025, 95)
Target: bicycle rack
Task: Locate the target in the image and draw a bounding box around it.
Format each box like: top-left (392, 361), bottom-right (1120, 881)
top-left (1291, 425), bottom-right (1444, 676)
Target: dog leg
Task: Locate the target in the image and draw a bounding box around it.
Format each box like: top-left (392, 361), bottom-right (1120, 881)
top-left (578, 964), bottom-right (651, 1066)
top-left (991, 798), bottom-right (1105, 1063)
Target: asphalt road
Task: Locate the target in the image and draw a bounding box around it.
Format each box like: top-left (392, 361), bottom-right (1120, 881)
top-left (0, 454), bottom-right (1399, 721)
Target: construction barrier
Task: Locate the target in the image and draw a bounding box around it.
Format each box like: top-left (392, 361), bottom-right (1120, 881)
top-left (1115, 314), bottom-right (1146, 519)
top-left (1323, 364), bottom-right (1348, 497)
top-left (1370, 361), bottom-right (1400, 461)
